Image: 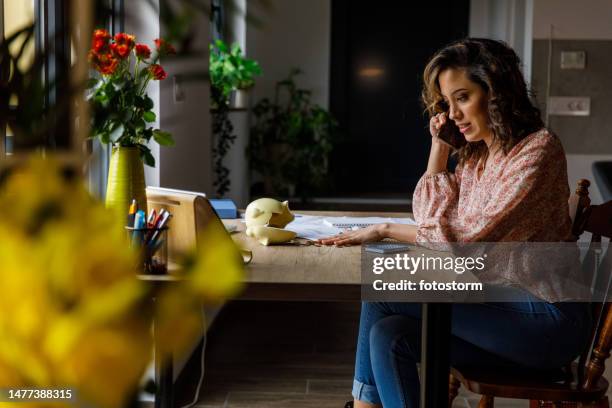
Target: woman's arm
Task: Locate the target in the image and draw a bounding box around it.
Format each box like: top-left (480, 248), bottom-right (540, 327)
top-left (426, 142), bottom-right (451, 175)
top-left (317, 223), bottom-right (417, 246)
top-left (380, 222), bottom-right (418, 242)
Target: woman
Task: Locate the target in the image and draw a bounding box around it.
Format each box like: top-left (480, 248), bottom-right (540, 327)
top-left (319, 39), bottom-right (591, 408)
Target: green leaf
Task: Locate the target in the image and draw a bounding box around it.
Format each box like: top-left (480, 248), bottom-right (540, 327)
top-left (230, 43), bottom-right (242, 55)
top-left (223, 60), bottom-right (236, 73)
top-left (215, 39), bottom-right (228, 53)
top-left (124, 92), bottom-right (135, 107)
top-left (134, 95), bottom-right (146, 109)
top-left (103, 81), bottom-right (117, 97)
top-left (143, 111), bottom-right (156, 123)
top-left (112, 79), bottom-right (126, 91)
top-left (143, 128), bottom-right (154, 141)
top-left (109, 124), bottom-right (125, 143)
top-left (100, 131), bottom-right (111, 145)
top-left (134, 118), bottom-right (146, 131)
top-left (140, 146), bottom-right (156, 167)
top-left (143, 96), bottom-right (154, 111)
top-left (153, 130), bottom-right (175, 146)
top-left (122, 110), bottom-right (132, 122)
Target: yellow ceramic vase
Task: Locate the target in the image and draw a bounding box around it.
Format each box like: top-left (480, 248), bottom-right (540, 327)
top-left (105, 146), bottom-right (147, 223)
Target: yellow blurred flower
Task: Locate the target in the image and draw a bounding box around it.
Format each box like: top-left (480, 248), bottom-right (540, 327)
top-left (0, 158), bottom-right (243, 407)
top-left (183, 223), bottom-right (245, 300)
top-left (0, 158), bottom-right (150, 407)
top-left (154, 223), bottom-right (245, 356)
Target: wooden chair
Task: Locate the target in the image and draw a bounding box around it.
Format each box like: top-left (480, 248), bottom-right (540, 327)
top-left (448, 180), bottom-right (612, 408)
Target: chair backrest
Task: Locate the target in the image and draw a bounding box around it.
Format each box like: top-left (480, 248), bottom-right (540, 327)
top-left (569, 179), bottom-right (591, 240)
top-left (568, 180), bottom-right (612, 390)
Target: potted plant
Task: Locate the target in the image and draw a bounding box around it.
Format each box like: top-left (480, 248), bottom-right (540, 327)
top-left (209, 39), bottom-right (261, 196)
top-left (248, 69), bottom-right (338, 201)
top-left (87, 29), bottom-right (176, 218)
top-left (209, 39), bottom-right (262, 109)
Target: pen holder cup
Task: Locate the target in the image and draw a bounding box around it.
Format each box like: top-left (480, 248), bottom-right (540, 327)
top-left (126, 226), bottom-right (169, 274)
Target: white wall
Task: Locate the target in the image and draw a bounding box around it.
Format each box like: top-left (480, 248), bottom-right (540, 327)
top-left (247, 0), bottom-right (330, 108)
top-left (224, 0), bottom-right (249, 206)
top-left (532, 0), bottom-right (612, 40)
top-left (127, 0), bottom-right (213, 193)
top-left (469, 0), bottom-right (533, 84)
top-left (126, 0), bottom-right (161, 187)
top-left (158, 7), bottom-right (212, 193)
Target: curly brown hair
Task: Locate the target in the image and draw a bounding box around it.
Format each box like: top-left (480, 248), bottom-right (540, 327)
top-left (422, 38), bottom-right (544, 162)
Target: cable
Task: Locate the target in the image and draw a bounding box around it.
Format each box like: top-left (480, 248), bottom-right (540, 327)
top-left (179, 305), bottom-right (208, 408)
top-left (544, 24), bottom-right (553, 127)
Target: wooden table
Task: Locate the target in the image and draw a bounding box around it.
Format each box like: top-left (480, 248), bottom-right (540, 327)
top-left (224, 210), bottom-right (387, 302)
top-left (225, 210), bottom-right (452, 408)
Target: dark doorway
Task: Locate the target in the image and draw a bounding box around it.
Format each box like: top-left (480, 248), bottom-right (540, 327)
top-left (329, 0), bottom-right (469, 198)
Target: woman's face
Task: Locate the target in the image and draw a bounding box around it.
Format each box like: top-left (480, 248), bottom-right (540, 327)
top-left (438, 68), bottom-right (493, 146)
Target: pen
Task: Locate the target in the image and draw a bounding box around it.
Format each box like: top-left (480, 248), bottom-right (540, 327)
top-left (149, 237), bottom-right (164, 257)
top-left (132, 210), bottom-right (146, 246)
top-left (146, 209), bottom-right (166, 243)
top-left (127, 199), bottom-right (138, 226)
top-left (149, 211), bottom-right (172, 249)
top-left (157, 212), bottom-right (172, 230)
top-left (147, 209), bottom-right (157, 228)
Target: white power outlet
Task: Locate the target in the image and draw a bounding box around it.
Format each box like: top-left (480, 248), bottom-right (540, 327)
top-left (547, 96), bottom-right (590, 116)
top-left (561, 51), bottom-right (586, 69)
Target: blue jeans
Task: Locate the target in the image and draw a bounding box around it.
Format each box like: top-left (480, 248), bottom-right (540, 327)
top-left (352, 294), bottom-right (592, 407)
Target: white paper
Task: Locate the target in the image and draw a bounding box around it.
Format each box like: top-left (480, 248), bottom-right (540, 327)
top-left (284, 214), bottom-right (416, 241)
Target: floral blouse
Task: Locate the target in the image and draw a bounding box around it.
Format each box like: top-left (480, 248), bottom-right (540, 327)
top-left (412, 129), bottom-right (582, 302)
top-left (413, 129), bottom-right (572, 244)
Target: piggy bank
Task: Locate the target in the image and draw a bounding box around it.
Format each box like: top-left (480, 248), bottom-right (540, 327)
top-left (247, 225), bottom-right (297, 246)
top-left (245, 198), bottom-right (296, 245)
top-left (245, 198), bottom-right (294, 229)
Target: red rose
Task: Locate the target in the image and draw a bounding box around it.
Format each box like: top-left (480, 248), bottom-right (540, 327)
top-left (149, 64), bottom-right (167, 80)
top-left (89, 51), bottom-right (119, 76)
top-left (135, 44), bottom-right (151, 59)
top-left (111, 33), bottom-right (135, 58)
top-left (114, 33), bottom-right (135, 47)
top-left (93, 29), bottom-right (111, 42)
top-left (99, 57), bottom-right (119, 75)
top-left (154, 38), bottom-right (176, 56)
top-left (91, 29), bottom-right (111, 53)
top-left (110, 43), bottom-right (131, 59)
top-left (92, 38), bottom-right (106, 53)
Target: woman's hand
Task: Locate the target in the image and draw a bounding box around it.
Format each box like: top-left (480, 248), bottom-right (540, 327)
top-left (317, 224), bottom-right (387, 246)
top-left (426, 112), bottom-right (451, 175)
top-left (429, 112), bottom-right (448, 142)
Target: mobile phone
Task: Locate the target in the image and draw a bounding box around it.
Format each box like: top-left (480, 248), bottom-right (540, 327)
top-left (364, 242), bottom-right (412, 254)
top-left (437, 119), bottom-right (467, 150)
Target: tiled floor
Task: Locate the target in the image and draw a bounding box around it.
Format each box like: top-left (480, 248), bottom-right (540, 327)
top-left (171, 301), bottom-right (608, 408)
top-left (187, 301), bottom-right (358, 408)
